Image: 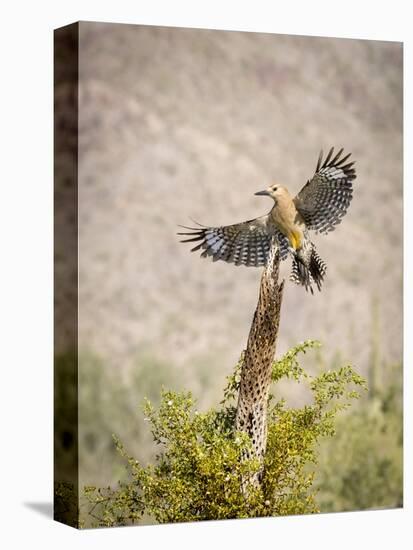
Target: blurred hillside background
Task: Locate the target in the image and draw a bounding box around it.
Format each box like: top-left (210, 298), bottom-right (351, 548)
top-left (55, 23), bottom-right (402, 516)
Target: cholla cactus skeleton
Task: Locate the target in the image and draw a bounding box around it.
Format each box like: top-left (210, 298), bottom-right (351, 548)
top-left (234, 242), bottom-right (283, 486)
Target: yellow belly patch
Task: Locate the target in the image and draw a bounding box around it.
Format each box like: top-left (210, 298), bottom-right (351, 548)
top-left (289, 231), bottom-right (302, 250)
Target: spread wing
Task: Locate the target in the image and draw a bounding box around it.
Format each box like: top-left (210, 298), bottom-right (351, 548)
top-left (294, 147), bottom-right (356, 234)
top-left (178, 215), bottom-right (289, 267)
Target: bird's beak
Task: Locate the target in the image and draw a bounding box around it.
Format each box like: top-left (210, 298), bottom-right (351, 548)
top-left (254, 189), bottom-right (270, 196)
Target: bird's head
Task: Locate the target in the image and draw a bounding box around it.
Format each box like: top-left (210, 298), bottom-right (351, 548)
top-left (254, 184), bottom-right (288, 202)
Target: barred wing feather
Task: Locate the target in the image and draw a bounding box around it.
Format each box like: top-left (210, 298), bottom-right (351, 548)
top-left (294, 147), bottom-right (356, 234)
top-left (178, 215), bottom-right (289, 267)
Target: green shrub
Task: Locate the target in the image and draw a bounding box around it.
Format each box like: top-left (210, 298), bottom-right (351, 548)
top-left (83, 341), bottom-right (366, 527)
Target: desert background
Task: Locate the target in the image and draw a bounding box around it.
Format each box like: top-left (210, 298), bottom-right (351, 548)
top-left (55, 22), bottom-right (402, 517)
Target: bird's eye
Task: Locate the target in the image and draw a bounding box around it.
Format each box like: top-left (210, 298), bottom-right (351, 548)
top-left (273, 186), bottom-right (278, 191)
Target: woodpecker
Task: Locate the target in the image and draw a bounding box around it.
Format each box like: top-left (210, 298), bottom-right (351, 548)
top-left (178, 147), bottom-right (356, 293)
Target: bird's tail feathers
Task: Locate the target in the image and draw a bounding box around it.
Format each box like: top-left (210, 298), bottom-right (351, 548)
top-left (290, 245), bottom-right (326, 294)
top-left (290, 257), bottom-right (314, 294)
